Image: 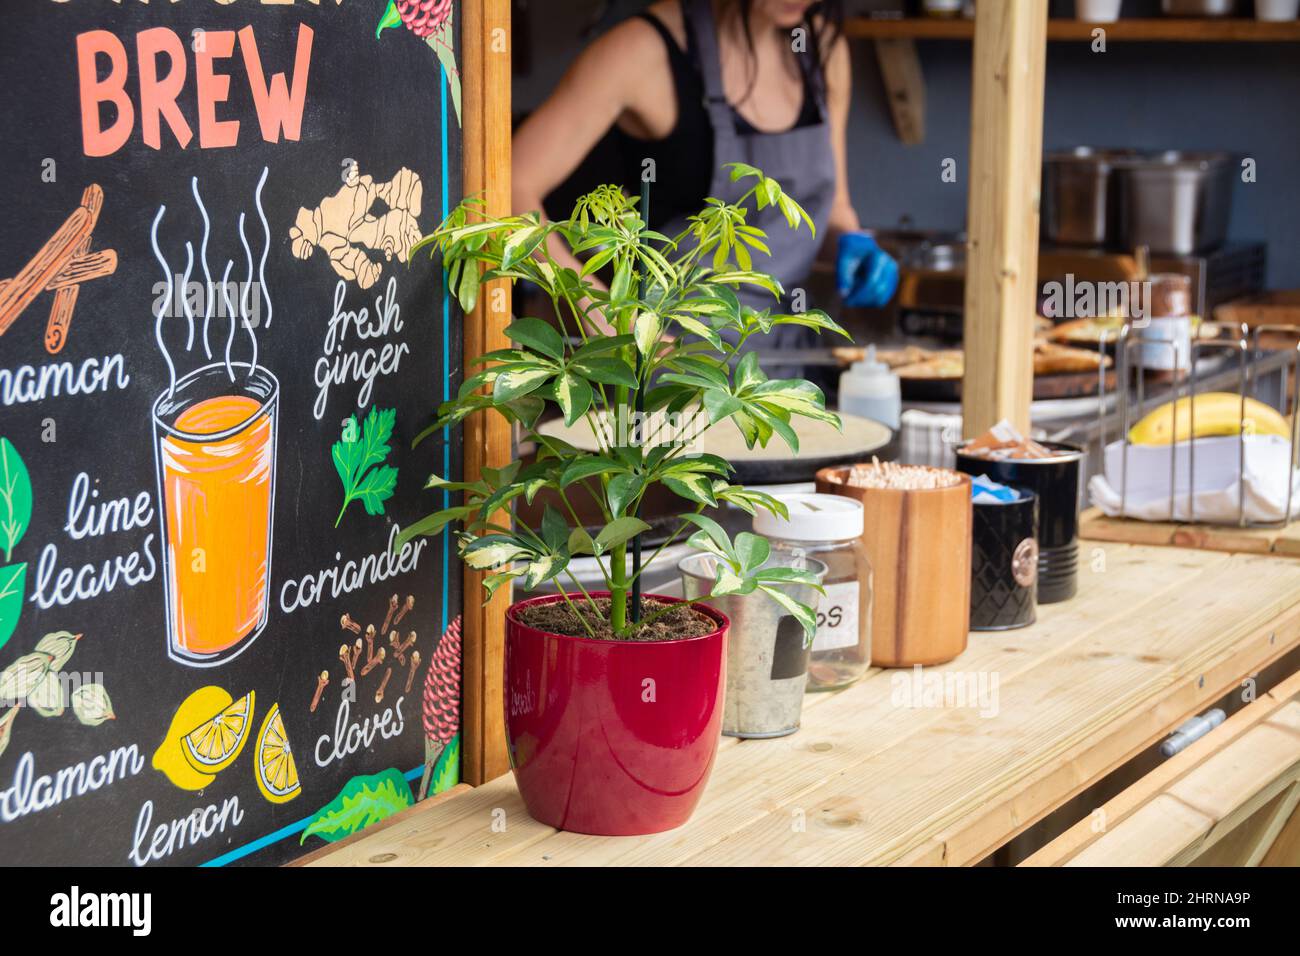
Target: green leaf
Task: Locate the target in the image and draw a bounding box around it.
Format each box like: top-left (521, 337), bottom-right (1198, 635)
top-left (606, 473), bottom-right (643, 518)
top-left (710, 564), bottom-right (752, 596)
top-left (666, 312), bottom-right (723, 349)
top-left (594, 517), bottom-right (651, 553)
top-left (572, 334), bottom-right (636, 360)
top-left (569, 356), bottom-right (638, 388)
top-left (710, 271), bottom-right (783, 299)
top-left (553, 373), bottom-right (593, 427)
top-left (560, 456), bottom-right (620, 488)
top-left (462, 535), bottom-right (531, 570)
top-left (540, 505), bottom-right (569, 552)
top-left (634, 311), bottom-right (663, 356)
top-left (714, 485), bottom-right (787, 519)
top-left (394, 506), bottom-right (477, 551)
top-left (332, 407), bottom-right (398, 527)
top-left (663, 474), bottom-right (717, 508)
top-left (733, 532), bottom-right (770, 573)
top-left (568, 527), bottom-right (596, 556)
top-left (734, 351), bottom-right (767, 392)
top-left (608, 257), bottom-right (633, 307)
top-left (702, 388), bottom-right (742, 424)
top-left (523, 554), bottom-right (569, 590)
top-left (755, 567), bottom-right (825, 589)
top-left (764, 308), bottom-right (852, 339)
top-left (680, 513), bottom-right (735, 561)
top-left (492, 365), bottom-right (555, 403)
top-left (0, 439), bottom-right (33, 564)
top-left (504, 317), bottom-right (564, 361)
top-left (456, 259), bottom-right (481, 312)
top-left (0, 564), bottom-right (25, 652)
top-left (482, 569), bottom-right (522, 602)
top-left (501, 226), bottom-right (546, 270)
top-left (300, 769), bottom-right (414, 845)
top-left (758, 584), bottom-right (818, 642)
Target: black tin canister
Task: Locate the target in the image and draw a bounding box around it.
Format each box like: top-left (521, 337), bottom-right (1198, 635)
top-left (970, 489), bottom-right (1038, 630)
top-left (956, 442), bottom-right (1085, 604)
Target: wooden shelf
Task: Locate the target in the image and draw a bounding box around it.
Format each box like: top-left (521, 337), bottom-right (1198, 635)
top-left (306, 544), bottom-right (1300, 867)
top-left (845, 17), bottom-right (1300, 42)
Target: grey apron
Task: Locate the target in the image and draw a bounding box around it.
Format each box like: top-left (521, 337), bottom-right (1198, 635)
top-left (661, 0), bottom-right (837, 381)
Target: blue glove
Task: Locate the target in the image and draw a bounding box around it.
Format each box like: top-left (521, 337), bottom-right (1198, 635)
top-left (837, 232), bottom-right (899, 308)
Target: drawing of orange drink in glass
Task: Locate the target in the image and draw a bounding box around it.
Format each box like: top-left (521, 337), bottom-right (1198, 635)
top-left (153, 362), bottom-right (279, 667)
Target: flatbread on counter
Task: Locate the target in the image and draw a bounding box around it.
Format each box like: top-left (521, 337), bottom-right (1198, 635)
top-left (536, 410), bottom-right (892, 462)
top-left (891, 343), bottom-right (1111, 381)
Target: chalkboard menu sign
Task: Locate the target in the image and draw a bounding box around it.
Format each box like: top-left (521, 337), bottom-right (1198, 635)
top-left (0, 0), bottom-right (464, 866)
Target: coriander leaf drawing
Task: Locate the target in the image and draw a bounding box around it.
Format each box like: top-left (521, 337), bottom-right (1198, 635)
top-left (332, 406), bottom-right (399, 527)
top-left (0, 438), bottom-right (32, 564)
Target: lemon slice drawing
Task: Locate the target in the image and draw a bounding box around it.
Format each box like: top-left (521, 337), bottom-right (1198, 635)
top-left (181, 690), bottom-right (255, 774)
top-left (255, 703), bottom-right (301, 803)
top-left (153, 686), bottom-right (232, 791)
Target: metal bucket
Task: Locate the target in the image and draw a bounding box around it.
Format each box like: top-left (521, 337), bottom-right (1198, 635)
top-left (679, 553), bottom-right (828, 739)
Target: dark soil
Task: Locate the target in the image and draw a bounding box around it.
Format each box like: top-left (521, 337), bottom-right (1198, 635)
top-left (518, 596), bottom-right (717, 642)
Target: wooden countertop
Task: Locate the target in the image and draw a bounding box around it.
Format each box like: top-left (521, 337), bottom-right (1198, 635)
top-left (304, 543), bottom-right (1300, 867)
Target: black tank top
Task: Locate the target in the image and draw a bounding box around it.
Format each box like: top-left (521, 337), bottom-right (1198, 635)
top-left (543, 10), bottom-right (821, 233)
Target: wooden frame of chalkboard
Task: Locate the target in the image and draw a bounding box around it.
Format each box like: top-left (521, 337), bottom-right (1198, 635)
top-left (459, 0), bottom-right (516, 787)
top-left (0, 0), bottom-right (484, 866)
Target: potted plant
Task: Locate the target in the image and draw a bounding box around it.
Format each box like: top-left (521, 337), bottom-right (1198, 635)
top-left (402, 164), bottom-right (847, 835)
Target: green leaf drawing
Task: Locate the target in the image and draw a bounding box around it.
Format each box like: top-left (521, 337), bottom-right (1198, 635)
top-left (300, 768), bottom-right (413, 845)
top-left (427, 733), bottom-right (461, 796)
top-left (0, 439), bottom-right (32, 564)
top-left (332, 407), bottom-right (399, 528)
top-left (0, 564), bottom-right (26, 652)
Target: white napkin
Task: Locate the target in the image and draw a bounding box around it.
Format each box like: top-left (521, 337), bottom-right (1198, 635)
top-left (1089, 435), bottom-right (1300, 524)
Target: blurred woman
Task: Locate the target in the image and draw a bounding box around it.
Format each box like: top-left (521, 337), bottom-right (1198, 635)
top-left (513, 0), bottom-right (896, 362)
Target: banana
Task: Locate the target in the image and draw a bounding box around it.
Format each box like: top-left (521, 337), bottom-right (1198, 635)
top-left (1128, 392), bottom-right (1291, 445)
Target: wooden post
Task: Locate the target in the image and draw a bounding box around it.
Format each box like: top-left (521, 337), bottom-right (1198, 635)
top-left (461, 0), bottom-right (513, 785)
top-left (961, 0), bottom-right (1047, 437)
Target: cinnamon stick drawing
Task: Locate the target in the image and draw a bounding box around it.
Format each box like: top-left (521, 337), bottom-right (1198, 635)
top-left (0, 184), bottom-right (116, 354)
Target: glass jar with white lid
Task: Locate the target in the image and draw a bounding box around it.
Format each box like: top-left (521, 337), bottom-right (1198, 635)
top-left (754, 494), bottom-right (872, 691)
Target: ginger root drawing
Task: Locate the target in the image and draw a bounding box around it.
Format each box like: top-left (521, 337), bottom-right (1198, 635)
top-left (289, 163), bottom-right (423, 291)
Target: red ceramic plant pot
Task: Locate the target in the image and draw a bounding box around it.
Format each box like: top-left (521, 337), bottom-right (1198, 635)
top-left (504, 591), bottom-right (729, 836)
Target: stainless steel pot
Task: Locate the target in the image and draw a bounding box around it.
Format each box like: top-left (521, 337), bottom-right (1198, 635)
top-left (1041, 147), bottom-right (1135, 247)
top-left (1114, 151), bottom-right (1234, 256)
top-left (679, 553), bottom-right (827, 739)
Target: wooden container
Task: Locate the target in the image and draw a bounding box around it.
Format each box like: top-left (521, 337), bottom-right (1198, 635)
top-left (816, 466), bottom-right (972, 667)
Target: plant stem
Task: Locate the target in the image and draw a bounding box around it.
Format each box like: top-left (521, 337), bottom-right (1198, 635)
top-left (609, 541), bottom-right (628, 633)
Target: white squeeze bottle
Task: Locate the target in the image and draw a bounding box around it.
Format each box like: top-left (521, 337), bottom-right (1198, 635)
top-left (838, 345), bottom-right (900, 430)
